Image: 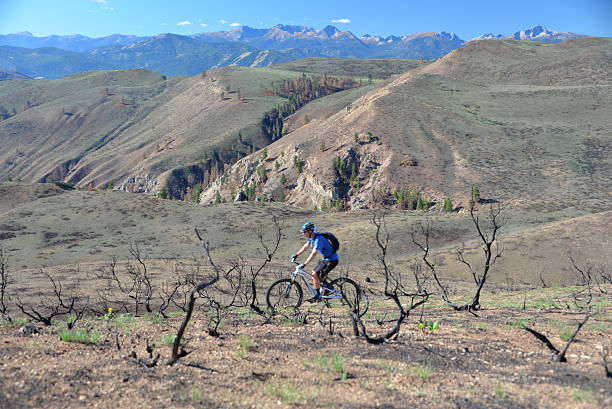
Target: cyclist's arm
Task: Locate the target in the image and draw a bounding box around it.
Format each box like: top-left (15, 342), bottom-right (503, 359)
top-left (302, 248), bottom-right (318, 267)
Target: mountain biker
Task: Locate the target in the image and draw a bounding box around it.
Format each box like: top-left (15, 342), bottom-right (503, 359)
top-left (291, 222), bottom-right (339, 302)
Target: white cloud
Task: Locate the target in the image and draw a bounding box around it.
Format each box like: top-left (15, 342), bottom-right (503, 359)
top-left (331, 18), bottom-right (351, 24)
top-left (220, 19), bottom-right (228, 24)
top-left (177, 21), bottom-right (192, 26)
top-left (230, 23), bottom-right (241, 27)
top-left (91, 0), bottom-right (107, 3)
top-left (200, 23), bottom-right (208, 27)
top-left (101, 6), bottom-right (114, 10)
top-left (161, 22), bottom-right (168, 26)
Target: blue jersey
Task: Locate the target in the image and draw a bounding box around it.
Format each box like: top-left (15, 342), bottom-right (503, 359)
top-left (308, 232), bottom-right (339, 261)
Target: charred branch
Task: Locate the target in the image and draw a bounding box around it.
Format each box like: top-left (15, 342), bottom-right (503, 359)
top-left (524, 315), bottom-right (591, 362)
top-left (0, 247), bottom-right (13, 322)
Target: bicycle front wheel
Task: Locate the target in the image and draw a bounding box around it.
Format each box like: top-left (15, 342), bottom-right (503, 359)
top-left (266, 278), bottom-right (303, 309)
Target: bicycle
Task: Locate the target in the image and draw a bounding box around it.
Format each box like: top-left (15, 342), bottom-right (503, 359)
top-left (266, 261), bottom-right (364, 311)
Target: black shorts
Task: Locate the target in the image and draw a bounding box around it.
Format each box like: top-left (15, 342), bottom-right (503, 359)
top-left (313, 259), bottom-right (338, 280)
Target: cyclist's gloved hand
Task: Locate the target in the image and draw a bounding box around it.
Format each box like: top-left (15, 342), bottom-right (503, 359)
top-left (290, 254), bottom-right (298, 263)
top-left (298, 264), bottom-right (305, 269)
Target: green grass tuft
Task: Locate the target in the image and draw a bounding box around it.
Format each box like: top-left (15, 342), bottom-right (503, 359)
top-left (160, 334), bottom-right (176, 345)
top-left (265, 381), bottom-right (303, 403)
top-left (59, 329), bottom-right (101, 344)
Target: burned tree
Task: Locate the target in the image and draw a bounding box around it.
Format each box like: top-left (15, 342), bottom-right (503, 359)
top-left (15, 271), bottom-right (88, 326)
top-left (199, 214), bottom-right (283, 334)
top-left (413, 205), bottom-right (505, 312)
top-left (0, 246), bottom-right (13, 322)
top-left (348, 212), bottom-right (429, 344)
top-left (166, 228), bottom-right (221, 366)
top-left (96, 245), bottom-right (154, 316)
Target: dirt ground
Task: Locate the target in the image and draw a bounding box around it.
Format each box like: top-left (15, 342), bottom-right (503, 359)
top-left (1, 285), bottom-right (610, 409)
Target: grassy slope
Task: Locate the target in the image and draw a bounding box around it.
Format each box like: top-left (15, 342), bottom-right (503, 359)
top-left (0, 183), bottom-right (608, 287)
top-left (0, 67), bottom-right (310, 189)
top-left (207, 38), bottom-right (612, 212)
top-left (272, 57), bottom-right (427, 79)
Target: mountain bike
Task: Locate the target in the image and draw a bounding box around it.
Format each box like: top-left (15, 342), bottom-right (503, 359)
top-left (266, 261), bottom-right (364, 311)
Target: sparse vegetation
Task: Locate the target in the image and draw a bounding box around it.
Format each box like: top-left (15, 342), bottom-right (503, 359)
top-left (59, 329), bottom-right (101, 344)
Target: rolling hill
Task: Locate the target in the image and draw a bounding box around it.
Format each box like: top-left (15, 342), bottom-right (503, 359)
top-left (0, 62), bottom-right (389, 199)
top-left (201, 38), bottom-right (612, 214)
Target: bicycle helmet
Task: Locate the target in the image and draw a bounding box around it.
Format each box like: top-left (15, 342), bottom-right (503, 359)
top-left (300, 221), bottom-right (315, 232)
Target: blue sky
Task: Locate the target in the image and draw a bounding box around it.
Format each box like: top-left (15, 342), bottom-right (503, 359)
top-left (1, 0), bottom-right (611, 39)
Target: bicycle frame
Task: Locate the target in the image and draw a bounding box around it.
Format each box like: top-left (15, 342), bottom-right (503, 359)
top-left (288, 262), bottom-right (342, 299)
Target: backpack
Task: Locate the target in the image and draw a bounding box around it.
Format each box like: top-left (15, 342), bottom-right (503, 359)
top-left (318, 232), bottom-right (340, 254)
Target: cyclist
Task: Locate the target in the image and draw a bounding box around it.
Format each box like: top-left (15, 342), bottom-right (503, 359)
top-left (291, 222), bottom-right (339, 302)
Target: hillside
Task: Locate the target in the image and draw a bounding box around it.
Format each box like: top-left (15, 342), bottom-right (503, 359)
top-left (0, 182), bottom-right (608, 286)
top-left (0, 45), bottom-right (111, 78)
top-left (272, 58), bottom-right (426, 79)
top-left (201, 38), bottom-right (612, 213)
top-left (0, 62), bottom-right (384, 199)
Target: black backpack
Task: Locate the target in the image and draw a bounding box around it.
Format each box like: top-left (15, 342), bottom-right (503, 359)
top-left (318, 232), bottom-right (340, 254)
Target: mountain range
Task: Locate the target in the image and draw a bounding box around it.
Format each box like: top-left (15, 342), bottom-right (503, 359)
top-left (0, 25), bottom-right (590, 78)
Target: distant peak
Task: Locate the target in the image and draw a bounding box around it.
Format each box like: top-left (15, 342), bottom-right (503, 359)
top-left (322, 25), bottom-right (340, 35)
top-left (15, 31), bottom-right (34, 36)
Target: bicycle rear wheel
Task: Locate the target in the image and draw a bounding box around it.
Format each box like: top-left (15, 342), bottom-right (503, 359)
top-left (266, 278), bottom-right (303, 309)
top-left (329, 277), bottom-right (366, 312)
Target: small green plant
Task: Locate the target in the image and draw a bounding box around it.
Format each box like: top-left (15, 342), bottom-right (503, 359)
top-left (59, 329), bottom-right (101, 344)
top-left (161, 334), bottom-right (176, 345)
top-left (158, 187), bottom-right (168, 199)
top-left (494, 382), bottom-right (509, 399)
top-left (100, 307), bottom-right (113, 321)
top-left (559, 326), bottom-right (573, 342)
top-left (274, 161), bottom-right (280, 171)
top-left (416, 320), bottom-right (440, 331)
top-left (265, 381), bottom-right (303, 403)
top-left (507, 318), bottom-right (531, 329)
top-left (64, 314), bottom-right (78, 328)
top-left (236, 335), bottom-right (255, 359)
top-left (313, 352), bottom-right (348, 380)
top-left (144, 313), bottom-right (163, 324)
top-left (1, 317), bottom-right (28, 326)
top-left (112, 313), bottom-right (135, 328)
top-left (408, 365), bottom-right (432, 379)
top-left (280, 174), bottom-right (287, 185)
top-left (191, 385), bottom-right (202, 404)
top-left (354, 132), bottom-right (359, 143)
top-left (472, 323), bottom-right (488, 331)
top-left (572, 387), bottom-right (596, 402)
top-left (443, 197), bottom-right (453, 212)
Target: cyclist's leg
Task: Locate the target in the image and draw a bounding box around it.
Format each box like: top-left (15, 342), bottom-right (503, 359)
top-left (313, 260), bottom-right (330, 286)
top-left (322, 260), bottom-right (338, 283)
